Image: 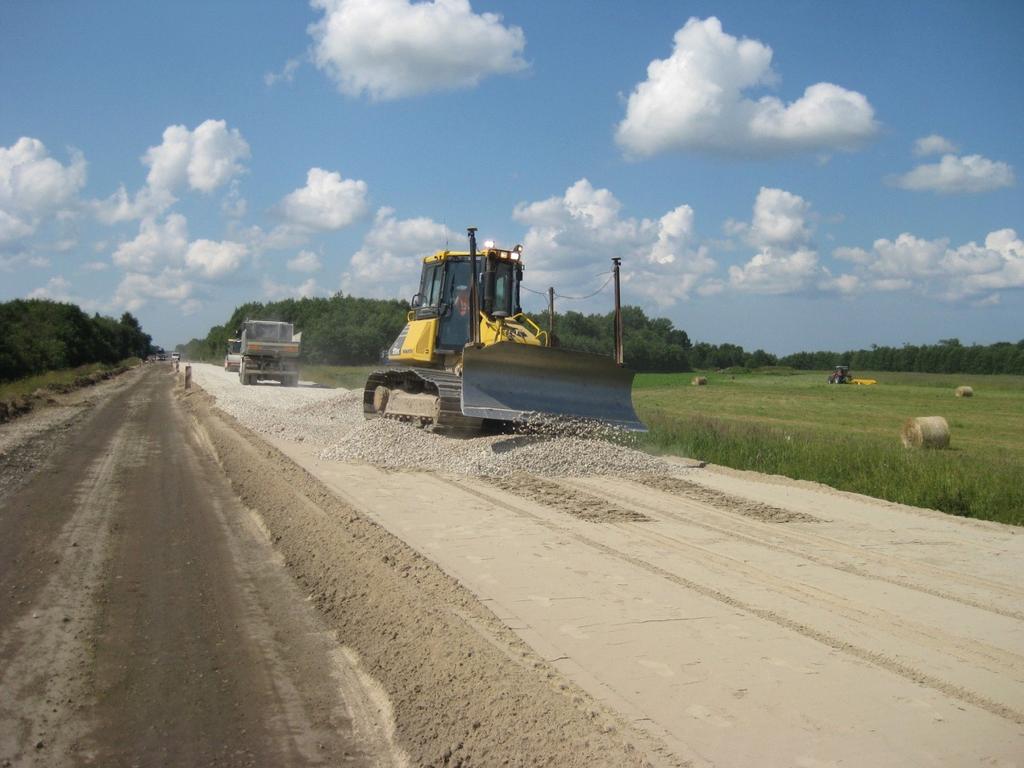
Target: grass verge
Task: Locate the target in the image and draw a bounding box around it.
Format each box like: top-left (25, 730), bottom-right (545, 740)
top-left (300, 364), bottom-right (375, 390)
top-left (0, 358), bottom-right (141, 401)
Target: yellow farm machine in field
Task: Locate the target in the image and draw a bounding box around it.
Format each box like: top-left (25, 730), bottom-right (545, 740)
top-left (828, 365), bottom-right (877, 386)
top-left (363, 228), bottom-right (645, 434)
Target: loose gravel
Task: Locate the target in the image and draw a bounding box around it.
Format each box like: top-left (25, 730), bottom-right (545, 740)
top-left (189, 363), bottom-right (680, 478)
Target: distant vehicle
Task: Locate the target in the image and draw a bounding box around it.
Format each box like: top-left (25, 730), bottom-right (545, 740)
top-left (171, 352), bottom-right (181, 362)
top-left (224, 338), bottom-right (242, 372)
top-left (828, 365), bottom-right (877, 386)
top-left (238, 320), bottom-right (301, 386)
top-left (828, 365), bottom-right (852, 384)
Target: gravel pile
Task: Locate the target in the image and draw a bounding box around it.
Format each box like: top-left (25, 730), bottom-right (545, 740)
top-left (192, 363), bottom-right (674, 477)
top-left (189, 364), bottom-right (359, 447)
top-left (320, 419), bottom-right (673, 478)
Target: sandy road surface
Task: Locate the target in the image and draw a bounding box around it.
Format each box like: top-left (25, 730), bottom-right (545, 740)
top-left (190, 362), bottom-right (1024, 767)
top-left (0, 365), bottom-right (402, 767)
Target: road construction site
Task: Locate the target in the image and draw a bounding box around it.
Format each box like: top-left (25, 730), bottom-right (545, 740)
top-left (2, 362), bottom-right (1022, 766)
top-left (190, 362), bottom-right (1023, 766)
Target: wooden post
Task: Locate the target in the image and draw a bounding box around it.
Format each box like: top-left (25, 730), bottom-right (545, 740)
top-left (547, 286), bottom-right (555, 342)
top-left (184, 364), bottom-right (192, 390)
top-left (612, 257), bottom-right (623, 367)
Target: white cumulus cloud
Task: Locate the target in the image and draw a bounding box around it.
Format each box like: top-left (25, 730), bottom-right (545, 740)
top-left (832, 228), bottom-right (1024, 301)
top-left (28, 275), bottom-right (101, 311)
top-left (747, 187), bottom-right (812, 248)
top-left (913, 134), bottom-right (958, 156)
top-left (888, 153), bottom-right (1015, 194)
top-left (185, 239), bottom-right (248, 279)
top-left (341, 207), bottom-right (452, 298)
top-left (145, 119), bottom-right (250, 193)
top-left (111, 213), bottom-right (247, 286)
top-left (94, 120), bottom-right (250, 224)
top-left (615, 17), bottom-right (878, 157)
top-left (729, 248), bottom-right (820, 294)
top-left (287, 250), bottom-right (322, 272)
top-left (113, 269), bottom-right (194, 313)
top-left (265, 57), bottom-right (301, 87)
top-left (112, 214), bottom-right (189, 273)
top-left (309, 0), bottom-right (527, 100)
top-left (513, 179), bottom-right (715, 307)
top-left (0, 137), bottom-right (87, 243)
top-left (279, 167), bottom-right (369, 230)
top-left (262, 276), bottom-right (324, 300)
top-left (725, 187), bottom-right (848, 295)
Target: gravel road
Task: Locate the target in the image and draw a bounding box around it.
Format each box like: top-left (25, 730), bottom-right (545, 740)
top-left (190, 362), bottom-right (1024, 766)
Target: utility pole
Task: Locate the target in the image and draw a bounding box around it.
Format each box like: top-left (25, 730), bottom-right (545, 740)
top-left (612, 257), bottom-right (623, 367)
top-left (547, 286), bottom-right (555, 343)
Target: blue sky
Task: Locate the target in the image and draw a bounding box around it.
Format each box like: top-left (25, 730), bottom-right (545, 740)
top-left (2, 0), bottom-right (1021, 354)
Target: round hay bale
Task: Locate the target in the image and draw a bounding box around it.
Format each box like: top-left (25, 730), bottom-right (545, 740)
top-left (692, 376), bottom-right (708, 386)
top-left (955, 386), bottom-right (974, 398)
top-left (901, 416), bottom-right (950, 449)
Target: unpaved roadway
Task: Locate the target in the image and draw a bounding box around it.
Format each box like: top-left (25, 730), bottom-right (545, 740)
top-left (0, 366), bottom-right (403, 767)
top-left (190, 363), bottom-right (1024, 767)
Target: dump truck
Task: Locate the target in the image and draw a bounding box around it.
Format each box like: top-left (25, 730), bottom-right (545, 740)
top-left (363, 227), bottom-right (644, 434)
top-left (238, 320), bottom-right (300, 386)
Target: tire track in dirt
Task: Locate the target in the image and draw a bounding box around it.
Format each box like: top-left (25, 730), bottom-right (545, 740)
top-left (609, 518), bottom-right (1024, 693)
top-left (454, 476), bottom-right (1024, 727)
top-left (631, 474), bottom-right (821, 523)
top-left (482, 475), bottom-right (650, 523)
top-left (574, 475), bottom-right (1024, 622)
top-left (0, 386), bottom-right (149, 763)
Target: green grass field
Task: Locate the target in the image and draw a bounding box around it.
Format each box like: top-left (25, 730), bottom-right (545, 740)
top-left (0, 358), bottom-right (141, 401)
top-left (302, 364), bottom-right (376, 390)
top-left (302, 363), bottom-right (1024, 526)
top-left (636, 369), bottom-right (1024, 526)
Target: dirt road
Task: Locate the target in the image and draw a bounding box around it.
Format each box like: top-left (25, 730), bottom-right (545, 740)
top-left (0, 366), bottom-right (402, 767)
top-left (188, 363), bottom-right (1024, 767)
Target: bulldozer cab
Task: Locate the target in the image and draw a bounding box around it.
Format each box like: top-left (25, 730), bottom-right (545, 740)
top-left (409, 250), bottom-right (526, 353)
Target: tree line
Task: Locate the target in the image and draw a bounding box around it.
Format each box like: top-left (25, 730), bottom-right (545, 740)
top-left (177, 294), bottom-right (696, 372)
top-left (0, 299), bottom-right (153, 382)
top-left (777, 338), bottom-right (1024, 375)
top-left (176, 292), bottom-right (1024, 376)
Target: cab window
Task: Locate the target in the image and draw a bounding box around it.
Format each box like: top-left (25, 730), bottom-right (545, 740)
top-left (415, 263), bottom-right (444, 317)
top-left (492, 261), bottom-right (513, 316)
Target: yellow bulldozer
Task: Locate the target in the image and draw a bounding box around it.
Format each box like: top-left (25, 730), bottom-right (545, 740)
top-left (363, 228), bottom-right (645, 434)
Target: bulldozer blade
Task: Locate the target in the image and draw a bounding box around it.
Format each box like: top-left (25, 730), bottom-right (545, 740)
top-left (461, 342), bottom-right (646, 431)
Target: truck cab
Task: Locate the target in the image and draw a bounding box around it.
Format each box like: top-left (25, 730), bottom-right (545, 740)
top-left (224, 338), bottom-right (242, 372)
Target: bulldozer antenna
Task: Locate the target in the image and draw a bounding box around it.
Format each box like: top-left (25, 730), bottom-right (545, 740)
top-left (468, 227), bottom-right (480, 346)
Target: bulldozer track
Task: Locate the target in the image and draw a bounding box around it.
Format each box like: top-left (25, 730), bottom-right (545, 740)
top-left (363, 367), bottom-right (483, 434)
